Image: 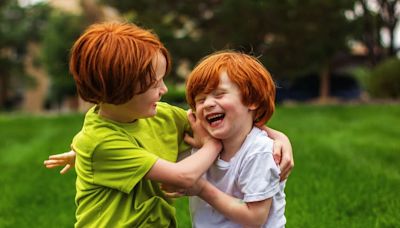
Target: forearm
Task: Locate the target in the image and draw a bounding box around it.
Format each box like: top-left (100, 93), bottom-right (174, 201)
top-left (260, 126), bottom-right (294, 181)
top-left (262, 126), bottom-right (288, 142)
top-left (198, 180), bottom-right (270, 227)
top-left (174, 142), bottom-right (221, 187)
top-left (146, 141), bottom-right (221, 188)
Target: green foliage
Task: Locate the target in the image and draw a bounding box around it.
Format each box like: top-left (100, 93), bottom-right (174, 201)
top-left (161, 84), bottom-right (187, 106)
top-left (350, 66), bottom-right (372, 90)
top-left (40, 10), bottom-right (85, 104)
top-left (100, 0), bottom-right (358, 80)
top-left (368, 57), bottom-right (400, 98)
top-left (0, 1), bottom-right (51, 110)
top-left (1, 105), bottom-right (400, 227)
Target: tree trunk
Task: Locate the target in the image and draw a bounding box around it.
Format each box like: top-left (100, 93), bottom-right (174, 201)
top-left (360, 0), bottom-right (379, 65)
top-left (388, 23), bottom-right (397, 56)
top-left (0, 75), bottom-right (6, 109)
top-left (80, 0), bottom-right (105, 23)
top-left (318, 65), bottom-right (330, 104)
top-left (22, 42), bottom-right (50, 113)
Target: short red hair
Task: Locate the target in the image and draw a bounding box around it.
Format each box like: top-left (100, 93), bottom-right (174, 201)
top-left (69, 22), bottom-right (171, 104)
top-left (186, 51), bottom-right (275, 126)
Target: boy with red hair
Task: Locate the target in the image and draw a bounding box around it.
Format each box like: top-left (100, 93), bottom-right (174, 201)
top-left (184, 51), bottom-right (287, 227)
top-left (50, 22), bottom-right (222, 227)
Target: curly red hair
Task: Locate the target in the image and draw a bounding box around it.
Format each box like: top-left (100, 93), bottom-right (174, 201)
top-left (69, 22), bottom-right (171, 104)
top-left (186, 51), bottom-right (275, 126)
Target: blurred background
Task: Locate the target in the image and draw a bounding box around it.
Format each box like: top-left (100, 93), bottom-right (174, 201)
top-left (0, 0), bottom-right (399, 227)
top-left (0, 0), bottom-right (399, 112)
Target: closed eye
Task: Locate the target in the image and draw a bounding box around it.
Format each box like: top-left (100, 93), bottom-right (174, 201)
top-left (195, 97), bottom-right (205, 105)
top-left (214, 91), bottom-right (226, 98)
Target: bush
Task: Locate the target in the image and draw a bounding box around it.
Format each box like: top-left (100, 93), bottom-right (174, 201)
top-left (368, 57), bottom-right (400, 99)
top-left (161, 84), bottom-right (187, 106)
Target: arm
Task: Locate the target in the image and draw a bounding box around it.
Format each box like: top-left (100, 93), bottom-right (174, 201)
top-left (145, 110), bottom-right (222, 188)
top-left (261, 126), bottom-right (294, 180)
top-left (43, 150), bottom-right (76, 174)
top-left (193, 179), bottom-right (272, 227)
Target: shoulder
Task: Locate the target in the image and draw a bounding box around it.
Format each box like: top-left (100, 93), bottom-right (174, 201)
top-left (245, 127), bottom-right (274, 155)
top-left (156, 102), bottom-right (186, 117)
top-left (154, 102), bottom-right (188, 128)
top-left (74, 109), bottom-right (136, 154)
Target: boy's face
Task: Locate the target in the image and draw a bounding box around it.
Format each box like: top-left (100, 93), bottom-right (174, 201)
top-left (194, 72), bottom-right (255, 141)
top-left (124, 52), bottom-right (168, 119)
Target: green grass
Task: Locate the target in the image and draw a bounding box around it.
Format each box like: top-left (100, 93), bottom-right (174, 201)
top-left (0, 104), bottom-right (399, 227)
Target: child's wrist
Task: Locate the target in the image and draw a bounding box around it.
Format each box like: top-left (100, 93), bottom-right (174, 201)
top-left (204, 138), bottom-right (221, 147)
top-left (198, 180), bottom-right (216, 200)
top-left (196, 179), bottom-right (209, 197)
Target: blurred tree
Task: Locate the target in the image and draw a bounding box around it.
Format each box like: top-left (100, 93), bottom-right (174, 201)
top-left (0, 1), bottom-right (51, 110)
top-left (376, 0), bottom-right (399, 57)
top-left (40, 10), bottom-right (85, 109)
top-left (351, 0), bottom-right (399, 65)
top-left (368, 57), bottom-right (400, 98)
top-left (100, 0), bottom-right (358, 102)
top-left (260, 0), bottom-right (357, 102)
top-left (100, 0), bottom-right (219, 83)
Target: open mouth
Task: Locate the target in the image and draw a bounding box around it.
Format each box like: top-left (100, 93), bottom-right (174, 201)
top-left (206, 113), bottom-right (225, 125)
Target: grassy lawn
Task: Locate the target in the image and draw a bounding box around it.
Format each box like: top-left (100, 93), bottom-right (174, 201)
top-left (0, 104), bottom-right (399, 227)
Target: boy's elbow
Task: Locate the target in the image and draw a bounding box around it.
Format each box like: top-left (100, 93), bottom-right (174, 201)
top-left (249, 216), bottom-right (268, 227)
top-left (241, 216), bottom-right (267, 228)
top-left (241, 205), bottom-right (269, 227)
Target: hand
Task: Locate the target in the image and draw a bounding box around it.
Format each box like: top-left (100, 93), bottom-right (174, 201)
top-left (161, 178), bottom-right (207, 198)
top-left (184, 109), bottom-right (219, 148)
top-left (43, 150), bottom-right (76, 174)
top-left (161, 183), bottom-right (187, 198)
top-left (185, 178), bottom-right (207, 196)
top-left (272, 138), bottom-right (294, 181)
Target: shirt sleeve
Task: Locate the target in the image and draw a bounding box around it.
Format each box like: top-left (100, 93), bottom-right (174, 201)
top-left (92, 135), bottom-right (158, 194)
top-left (169, 104), bottom-right (192, 154)
top-left (238, 152), bottom-right (281, 202)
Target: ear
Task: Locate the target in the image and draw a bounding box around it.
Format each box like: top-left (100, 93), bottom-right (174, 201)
top-left (248, 104), bottom-right (258, 111)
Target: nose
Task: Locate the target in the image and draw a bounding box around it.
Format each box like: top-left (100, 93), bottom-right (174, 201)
top-left (203, 95), bottom-right (216, 109)
top-left (160, 80), bottom-right (168, 95)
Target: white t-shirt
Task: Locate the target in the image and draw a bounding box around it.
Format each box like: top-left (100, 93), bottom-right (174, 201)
top-left (190, 127), bottom-right (286, 228)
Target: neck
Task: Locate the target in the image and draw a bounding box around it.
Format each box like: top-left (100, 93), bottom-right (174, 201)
top-left (220, 123), bottom-right (253, 161)
top-left (98, 104), bottom-right (137, 123)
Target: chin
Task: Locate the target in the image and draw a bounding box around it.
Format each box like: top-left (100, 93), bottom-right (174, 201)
top-left (209, 130), bottom-right (227, 140)
top-left (148, 110), bottom-right (157, 117)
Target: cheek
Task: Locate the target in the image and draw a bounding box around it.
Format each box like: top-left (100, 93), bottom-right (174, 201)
top-left (194, 108), bottom-right (207, 123)
top-left (194, 106), bottom-right (202, 117)
top-left (221, 100), bottom-right (237, 111)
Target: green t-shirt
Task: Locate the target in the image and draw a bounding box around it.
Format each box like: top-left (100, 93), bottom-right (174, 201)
top-left (71, 102), bottom-right (191, 227)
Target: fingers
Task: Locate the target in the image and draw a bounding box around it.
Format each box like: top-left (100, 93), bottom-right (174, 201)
top-left (60, 164), bottom-right (71, 175)
top-left (184, 133), bottom-right (198, 148)
top-left (44, 164), bottom-right (62, 169)
top-left (43, 159), bottom-right (66, 167)
top-left (161, 183), bottom-right (187, 198)
top-left (272, 140), bottom-right (283, 164)
top-left (271, 137), bottom-right (294, 181)
top-left (48, 151), bottom-right (75, 160)
top-left (163, 191), bottom-right (186, 198)
top-left (272, 140), bottom-right (283, 165)
top-left (279, 153), bottom-right (294, 181)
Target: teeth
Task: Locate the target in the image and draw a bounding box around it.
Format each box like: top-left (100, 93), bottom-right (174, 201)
top-left (206, 113), bottom-right (225, 123)
top-left (207, 114), bottom-right (223, 120)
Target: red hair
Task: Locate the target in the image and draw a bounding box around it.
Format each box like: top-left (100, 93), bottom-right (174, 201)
top-left (186, 51), bottom-right (275, 126)
top-left (69, 22), bottom-right (171, 104)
